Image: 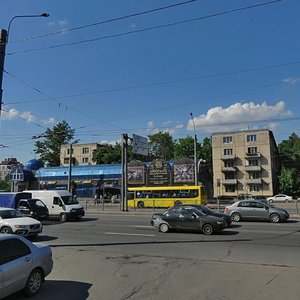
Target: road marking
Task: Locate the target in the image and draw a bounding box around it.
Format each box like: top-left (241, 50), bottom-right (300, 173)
top-left (105, 232), bottom-right (155, 237)
top-left (132, 225), bottom-right (153, 228)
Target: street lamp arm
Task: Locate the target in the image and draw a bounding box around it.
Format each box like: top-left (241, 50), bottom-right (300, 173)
top-left (7, 13), bottom-right (50, 42)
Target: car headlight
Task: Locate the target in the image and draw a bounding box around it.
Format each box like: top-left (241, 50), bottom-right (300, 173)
top-left (217, 221), bottom-right (224, 224)
top-left (15, 225), bottom-right (28, 228)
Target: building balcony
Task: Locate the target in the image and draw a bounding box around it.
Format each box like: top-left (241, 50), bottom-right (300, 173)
top-left (221, 167), bottom-right (236, 172)
top-left (245, 165), bottom-right (262, 171)
top-left (245, 152), bottom-right (261, 158)
top-left (222, 179), bottom-right (238, 185)
top-left (245, 178), bottom-right (262, 184)
top-left (221, 154), bottom-right (236, 160)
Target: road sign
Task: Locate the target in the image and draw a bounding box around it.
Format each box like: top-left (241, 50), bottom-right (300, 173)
top-left (132, 134), bottom-right (149, 156)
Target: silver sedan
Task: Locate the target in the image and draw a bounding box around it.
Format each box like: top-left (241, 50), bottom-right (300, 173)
top-left (0, 234), bottom-right (53, 299)
top-left (224, 200), bottom-right (289, 223)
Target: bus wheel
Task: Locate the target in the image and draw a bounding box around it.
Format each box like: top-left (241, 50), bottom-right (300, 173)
top-left (174, 200), bottom-right (182, 205)
top-left (137, 201), bottom-right (144, 208)
top-left (159, 223), bottom-right (169, 233)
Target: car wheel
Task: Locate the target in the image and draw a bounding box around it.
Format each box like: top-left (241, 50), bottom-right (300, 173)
top-left (24, 268), bottom-right (43, 296)
top-left (0, 226), bottom-right (12, 234)
top-left (159, 223), bottom-right (169, 233)
top-left (285, 199), bottom-right (289, 203)
top-left (269, 213), bottom-right (280, 223)
top-left (137, 201), bottom-right (144, 208)
top-left (59, 213), bottom-right (67, 223)
top-left (202, 224), bottom-right (213, 235)
top-left (268, 199), bottom-right (273, 204)
top-left (231, 212), bottom-right (241, 222)
top-left (174, 200), bottom-right (182, 205)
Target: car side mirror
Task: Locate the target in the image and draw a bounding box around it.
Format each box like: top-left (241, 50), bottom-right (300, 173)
top-left (192, 212), bottom-right (198, 218)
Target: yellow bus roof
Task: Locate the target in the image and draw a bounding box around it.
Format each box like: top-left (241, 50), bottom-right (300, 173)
top-left (128, 186), bottom-right (201, 191)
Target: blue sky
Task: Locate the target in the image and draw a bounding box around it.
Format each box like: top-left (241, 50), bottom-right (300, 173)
top-left (0, 0), bottom-right (300, 164)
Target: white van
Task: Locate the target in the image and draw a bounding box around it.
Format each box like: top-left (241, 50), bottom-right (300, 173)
top-left (24, 190), bottom-right (85, 222)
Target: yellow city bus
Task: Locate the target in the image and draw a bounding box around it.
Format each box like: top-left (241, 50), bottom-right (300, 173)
top-left (128, 185), bottom-right (206, 208)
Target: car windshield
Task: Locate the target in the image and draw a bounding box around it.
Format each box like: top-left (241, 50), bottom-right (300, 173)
top-left (61, 195), bottom-right (78, 205)
top-left (0, 210), bottom-right (23, 219)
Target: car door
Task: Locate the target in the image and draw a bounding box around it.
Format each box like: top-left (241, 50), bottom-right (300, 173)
top-left (17, 200), bottom-right (31, 217)
top-left (163, 208), bottom-right (181, 229)
top-left (248, 201), bottom-right (269, 220)
top-left (0, 238), bottom-right (32, 298)
top-left (237, 201), bottom-right (252, 218)
top-left (179, 209), bottom-right (199, 230)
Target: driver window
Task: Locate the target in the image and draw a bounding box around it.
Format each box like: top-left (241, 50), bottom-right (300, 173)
top-left (53, 197), bottom-right (60, 205)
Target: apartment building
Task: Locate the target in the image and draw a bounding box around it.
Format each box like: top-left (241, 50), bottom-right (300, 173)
top-left (212, 129), bottom-right (279, 198)
top-left (60, 143), bottom-right (99, 166)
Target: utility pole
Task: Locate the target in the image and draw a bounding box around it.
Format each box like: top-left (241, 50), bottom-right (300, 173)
top-left (190, 113), bottom-right (198, 185)
top-left (67, 143), bottom-right (73, 193)
top-left (0, 29), bottom-right (7, 115)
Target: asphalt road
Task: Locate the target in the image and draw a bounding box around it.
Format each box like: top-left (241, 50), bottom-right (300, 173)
top-left (5, 214), bottom-right (300, 300)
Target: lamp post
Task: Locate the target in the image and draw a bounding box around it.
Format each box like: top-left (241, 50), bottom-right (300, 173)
top-left (189, 113), bottom-right (197, 186)
top-left (0, 13), bottom-right (50, 116)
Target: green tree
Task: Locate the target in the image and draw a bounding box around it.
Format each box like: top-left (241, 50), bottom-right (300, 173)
top-left (148, 131), bottom-right (174, 160)
top-left (174, 136), bottom-right (200, 160)
top-left (92, 144), bottom-right (122, 164)
top-left (278, 166), bottom-right (295, 195)
top-left (0, 180), bottom-right (10, 191)
top-left (278, 132), bottom-right (300, 195)
top-left (34, 120), bottom-right (76, 166)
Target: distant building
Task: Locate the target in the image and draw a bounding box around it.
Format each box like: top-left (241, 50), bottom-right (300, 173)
top-left (0, 157), bottom-right (23, 180)
top-left (60, 143), bottom-right (100, 166)
top-left (212, 129), bottom-right (279, 198)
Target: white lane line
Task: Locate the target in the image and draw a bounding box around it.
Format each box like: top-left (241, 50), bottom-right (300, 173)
top-left (132, 225), bottom-right (153, 228)
top-left (105, 232), bottom-right (155, 237)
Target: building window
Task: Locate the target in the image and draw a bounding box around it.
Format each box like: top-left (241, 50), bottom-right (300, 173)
top-left (224, 160), bottom-right (234, 167)
top-left (82, 157), bottom-right (89, 163)
top-left (223, 136), bottom-right (232, 144)
top-left (82, 147), bottom-right (89, 154)
top-left (67, 148), bottom-right (74, 155)
top-left (247, 134), bottom-right (257, 142)
top-left (225, 185), bottom-right (235, 192)
top-left (248, 159), bottom-right (259, 166)
top-left (247, 147), bottom-right (257, 154)
top-left (224, 148), bottom-right (233, 156)
top-left (249, 185), bottom-right (260, 192)
top-left (225, 173), bottom-right (235, 179)
top-left (249, 172), bottom-right (260, 179)
top-left (64, 158), bottom-right (69, 164)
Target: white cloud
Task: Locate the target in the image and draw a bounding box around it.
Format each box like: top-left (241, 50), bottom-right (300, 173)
top-left (282, 77), bottom-right (300, 85)
top-left (41, 117), bottom-right (57, 125)
top-left (99, 140), bottom-right (117, 145)
top-left (147, 121), bottom-right (154, 129)
top-left (1, 108), bottom-right (36, 122)
top-left (48, 19), bottom-right (69, 31)
top-left (187, 101), bottom-right (292, 132)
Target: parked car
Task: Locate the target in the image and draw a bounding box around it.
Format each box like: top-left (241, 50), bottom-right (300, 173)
top-left (174, 204), bottom-right (232, 227)
top-left (0, 208), bottom-right (42, 237)
top-left (267, 194), bottom-right (293, 203)
top-left (0, 234), bottom-right (53, 299)
top-left (151, 206), bottom-right (227, 235)
top-left (224, 200), bottom-right (289, 223)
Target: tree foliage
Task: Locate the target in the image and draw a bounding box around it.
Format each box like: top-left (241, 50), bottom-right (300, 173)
top-left (174, 136), bottom-right (199, 160)
top-left (34, 121), bottom-right (76, 167)
top-left (0, 180), bottom-right (10, 191)
top-left (148, 131), bottom-right (175, 160)
top-left (278, 132), bottom-right (300, 195)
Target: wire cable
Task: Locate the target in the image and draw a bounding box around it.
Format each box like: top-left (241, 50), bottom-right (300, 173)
top-left (7, 0), bottom-right (283, 56)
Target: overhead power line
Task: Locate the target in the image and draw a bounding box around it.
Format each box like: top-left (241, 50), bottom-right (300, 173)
top-left (7, 0), bottom-right (283, 56)
top-left (8, 0), bottom-right (198, 44)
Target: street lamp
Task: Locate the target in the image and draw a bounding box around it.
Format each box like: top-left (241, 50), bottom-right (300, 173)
top-left (0, 13), bottom-right (50, 116)
top-left (189, 113), bottom-right (198, 186)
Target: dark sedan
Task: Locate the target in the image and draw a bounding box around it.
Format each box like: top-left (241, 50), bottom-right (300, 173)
top-left (151, 206), bottom-right (227, 235)
top-left (174, 204), bottom-right (232, 227)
